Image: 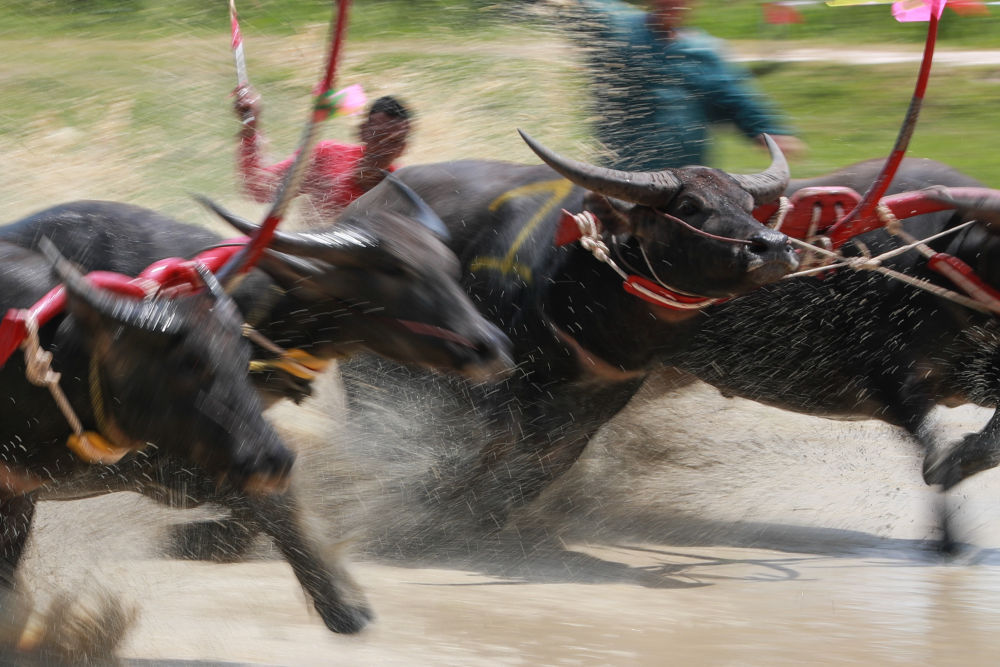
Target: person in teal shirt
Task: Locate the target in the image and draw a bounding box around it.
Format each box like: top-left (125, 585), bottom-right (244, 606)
top-left (570, 0), bottom-right (806, 170)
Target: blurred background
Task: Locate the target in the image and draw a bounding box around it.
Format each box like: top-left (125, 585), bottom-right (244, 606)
top-left (4, 0), bottom-right (1000, 223)
top-left (7, 2), bottom-right (1000, 663)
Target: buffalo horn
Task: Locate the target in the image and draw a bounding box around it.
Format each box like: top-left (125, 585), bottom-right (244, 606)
top-left (380, 170), bottom-right (451, 241)
top-left (255, 250), bottom-right (329, 289)
top-left (39, 237), bottom-right (184, 336)
top-left (518, 129), bottom-right (682, 207)
top-left (193, 262), bottom-right (242, 324)
top-left (195, 195), bottom-right (381, 269)
top-left (726, 134), bottom-right (790, 206)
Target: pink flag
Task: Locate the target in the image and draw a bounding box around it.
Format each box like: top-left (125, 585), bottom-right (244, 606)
top-left (892, 0), bottom-right (946, 22)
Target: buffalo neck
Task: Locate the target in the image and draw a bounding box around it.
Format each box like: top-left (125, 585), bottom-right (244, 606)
top-left (540, 242), bottom-right (707, 378)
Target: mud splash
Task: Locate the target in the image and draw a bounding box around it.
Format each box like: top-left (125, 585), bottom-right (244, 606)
top-left (19, 369), bottom-right (1000, 665)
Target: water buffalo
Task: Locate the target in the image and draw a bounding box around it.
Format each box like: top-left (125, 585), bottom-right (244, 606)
top-left (0, 189), bottom-right (512, 634)
top-left (682, 158), bottom-right (1000, 493)
top-left (330, 133), bottom-right (800, 531)
top-left (0, 239), bottom-right (295, 636)
top-left (341, 144), bottom-right (1000, 547)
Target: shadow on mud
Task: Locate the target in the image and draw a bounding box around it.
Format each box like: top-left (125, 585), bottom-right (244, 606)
top-left (264, 357), bottom-right (1000, 596)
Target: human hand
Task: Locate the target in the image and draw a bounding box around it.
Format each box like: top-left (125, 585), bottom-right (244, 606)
top-left (232, 84), bottom-right (261, 126)
top-left (764, 134), bottom-right (807, 161)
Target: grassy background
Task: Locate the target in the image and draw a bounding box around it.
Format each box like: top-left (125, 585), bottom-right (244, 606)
top-left (1, 1), bottom-right (999, 225)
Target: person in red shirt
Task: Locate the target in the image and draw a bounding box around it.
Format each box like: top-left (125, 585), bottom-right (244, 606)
top-left (233, 85), bottom-right (413, 221)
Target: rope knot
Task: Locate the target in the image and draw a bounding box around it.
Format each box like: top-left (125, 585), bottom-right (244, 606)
top-left (573, 211), bottom-right (612, 263)
top-left (21, 315), bottom-right (60, 387)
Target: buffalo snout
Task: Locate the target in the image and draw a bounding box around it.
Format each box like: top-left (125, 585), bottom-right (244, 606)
top-left (744, 228), bottom-right (799, 284)
top-left (460, 319), bottom-right (514, 382)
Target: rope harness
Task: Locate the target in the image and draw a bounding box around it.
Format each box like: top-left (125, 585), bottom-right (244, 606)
top-left (781, 205), bottom-right (1000, 316)
top-left (19, 312), bottom-right (132, 465)
top-left (564, 187), bottom-right (1000, 318)
top-left (561, 209), bottom-right (724, 311)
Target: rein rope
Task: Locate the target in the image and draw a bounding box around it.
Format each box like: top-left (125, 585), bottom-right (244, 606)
top-left (654, 208), bottom-right (755, 246)
top-left (784, 215), bottom-right (999, 316)
top-left (243, 323), bottom-right (331, 381)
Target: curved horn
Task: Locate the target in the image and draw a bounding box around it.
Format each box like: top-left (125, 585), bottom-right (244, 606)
top-left (194, 195), bottom-right (380, 269)
top-left (193, 262), bottom-right (242, 324)
top-left (726, 134), bottom-right (790, 206)
top-left (381, 170), bottom-right (451, 241)
top-left (255, 250), bottom-right (329, 290)
top-left (40, 237), bottom-right (183, 336)
top-left (518, 129), bottom-right (682, 207)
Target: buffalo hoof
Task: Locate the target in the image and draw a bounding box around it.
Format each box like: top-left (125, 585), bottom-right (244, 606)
top-left (922, 435), bottom-right (999, 491)
top-left (315, 599), bottom-right (374, 635)
top-left (166, 518), bottom-right (260, 563)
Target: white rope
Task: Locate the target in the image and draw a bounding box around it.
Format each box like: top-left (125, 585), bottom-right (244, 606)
top-left (767, 196), bottom-right (791, 233)
top-left (784, 230), bottom-right (996, 315)
top-left (20, 313), bottom-right (85, 437)
top-left (568, 211), bottom-right (720, 310)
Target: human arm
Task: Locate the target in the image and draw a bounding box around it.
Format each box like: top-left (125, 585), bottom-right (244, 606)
top-left (680, 35), bottom-right (800, 147)
top-left (233, 85), bottom-right (288, 203)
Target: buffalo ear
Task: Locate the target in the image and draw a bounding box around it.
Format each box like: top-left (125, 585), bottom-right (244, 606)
top-left (380, 170), bottom-right (451, 240)
top-left (582, 191), bottom-right (633, 236)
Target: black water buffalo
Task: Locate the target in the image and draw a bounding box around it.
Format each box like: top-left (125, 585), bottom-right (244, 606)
top-left (340, 144), bottom-right (1000, 545)
top-left (681, 158), bottom-right (1000, 492)
top-left (0, 192), bottom-right (512, 634)
top-left (328, 133), bottom-right (800, 530)
top-left (0, 239), bottom-right (295, 632)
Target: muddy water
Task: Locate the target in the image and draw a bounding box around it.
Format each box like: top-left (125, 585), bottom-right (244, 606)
top-left (19, 369), bottom-right (1000, 665)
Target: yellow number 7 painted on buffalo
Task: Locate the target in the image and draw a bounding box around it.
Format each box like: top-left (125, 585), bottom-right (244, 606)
top-left (469, 178), bottom-right (573, 284)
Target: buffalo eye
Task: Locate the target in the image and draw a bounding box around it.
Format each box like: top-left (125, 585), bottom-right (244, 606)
top-left (676, 199), bottom-right (698, 217)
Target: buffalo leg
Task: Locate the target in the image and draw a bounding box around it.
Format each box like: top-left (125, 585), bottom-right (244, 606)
top-left (171, 487), bottom-right (371, 633)
top-left (167, 510), bottom-right (262, 563)
top-left (923, 406), bottom-right (1000, 490)
top-left (0, 494), bottom-right (36, 648)
top-left (453, 378), bottom-right (638, 530)
top-left (451, 417), bottom-right (598, 532)
top-left (247, 489), bottom-right (373, 634)
top-left (0, 494), bottom-right (36, 592)
top-left (875, 374), bottom-right (963, 551)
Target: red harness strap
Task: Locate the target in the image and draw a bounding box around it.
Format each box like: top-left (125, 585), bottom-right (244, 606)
top-left (0, 240), bottom-right (248, 368)
top-left (752, 186), bottom-right (1000, 314)
top-left (928, 253), bottom-right (1000, 312)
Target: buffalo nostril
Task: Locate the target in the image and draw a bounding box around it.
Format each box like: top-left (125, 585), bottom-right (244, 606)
top-left (747, 232), bottom-right (789, 257)
top-left (748, 238), bottom-right (773, 257)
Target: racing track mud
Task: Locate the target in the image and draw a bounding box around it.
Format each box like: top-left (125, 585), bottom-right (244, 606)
top-left (18, 369), bottom-right (1000, 665)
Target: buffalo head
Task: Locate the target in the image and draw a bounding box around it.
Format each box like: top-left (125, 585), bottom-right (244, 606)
top-left (200, 179), bottom-right (512, 382)
top-left (44, 240), bottom-right (295, 493)
top-left (520, 131), bottom-right (799, 299)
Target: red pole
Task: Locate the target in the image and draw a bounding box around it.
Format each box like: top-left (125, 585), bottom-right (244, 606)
top-left (827, 7), bottom-right (940, 239)
top-left (218, 0), bottom-right (352, 283)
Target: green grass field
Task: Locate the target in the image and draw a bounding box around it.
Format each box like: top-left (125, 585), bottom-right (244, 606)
top-left (1, 1), bottom-right (998, 224)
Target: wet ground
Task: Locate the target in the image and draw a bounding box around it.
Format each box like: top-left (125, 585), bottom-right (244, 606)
top-left (20, 372), bottom-right (1000, 665)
